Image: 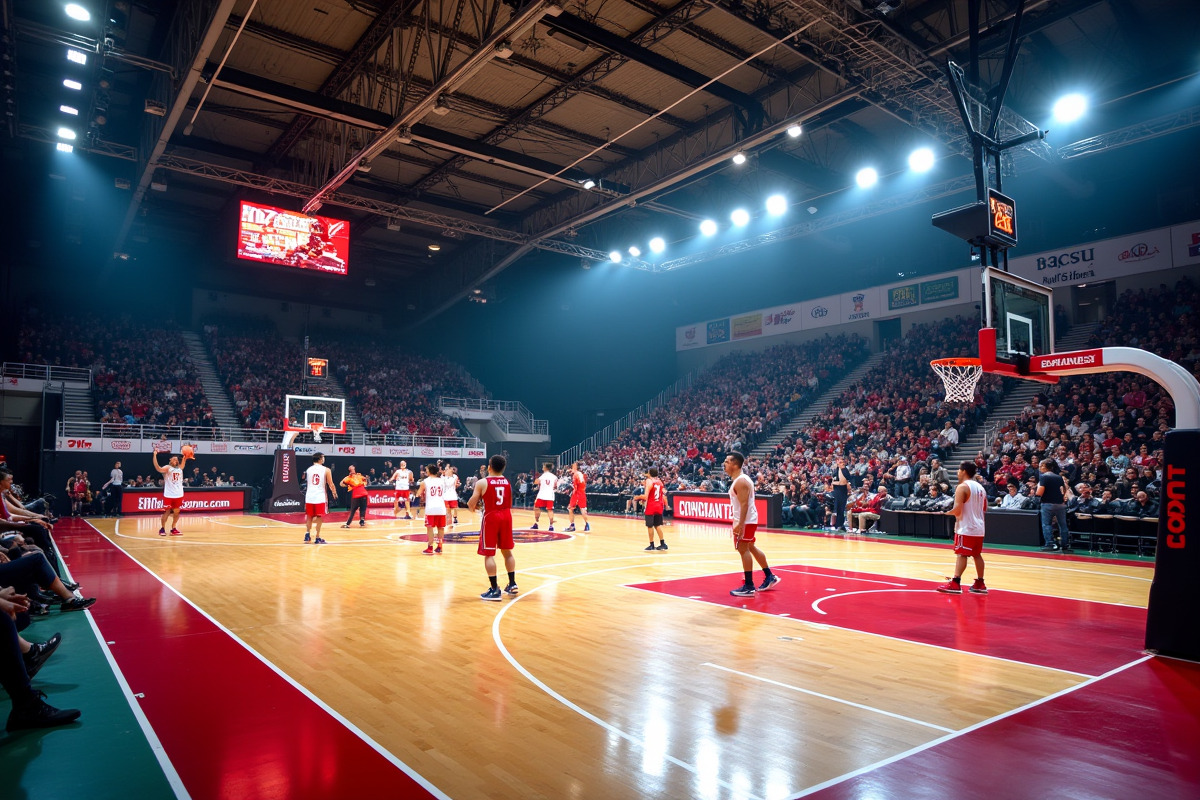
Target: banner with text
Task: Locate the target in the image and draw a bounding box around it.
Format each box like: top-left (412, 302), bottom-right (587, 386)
top-left (1007, 226), bottom-right (1175, 288)
top-left (56, 438), bottom-right (481, 459)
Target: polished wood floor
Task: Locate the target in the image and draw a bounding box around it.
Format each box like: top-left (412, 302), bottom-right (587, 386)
top-left (86, 510), bottom-right (1155, 800)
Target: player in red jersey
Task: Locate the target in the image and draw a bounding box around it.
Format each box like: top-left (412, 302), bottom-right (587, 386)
top-left (637, 467), bottom-right (669, 551)
top-left (467, 454), bottom-right (518, 601)
top-left (564, 461), bottom-right (590, 533)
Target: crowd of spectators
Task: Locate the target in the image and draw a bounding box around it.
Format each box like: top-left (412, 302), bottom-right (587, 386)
top-left (18, 313), bottom-right (215, 428)
top-left (571, 334), bottom-right (869, 500)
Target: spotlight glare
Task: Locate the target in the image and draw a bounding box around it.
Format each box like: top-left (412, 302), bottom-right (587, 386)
top-left (699, 219), bottom-right (718, 236)
top-left (648, 237), bottom-right (666, 254)
top-left (855, 167), bottom-right (879, 188)
top-left (65, 4), bottom-right (90, 21)
top-left (730, 208), bottom-right (750, 226)
top-left (67, 49), bottom-right (87, 65)
top-left (609, 250), bottom-right (622, 263)
top-left (582, 179), bottom-right (596, 189)
top-left (765, 194), bottom-right (788, 216)
top-left (63, 79), bottom-right (82, 90)
top-left (628, 245), bottom-right (641, 257)
top-left (732, 152), bottom-right (747, 165)
top-left (59, 104), bottom-right (79, 115)
top-left (1052, 93), bottom-right (1088, 123)
top-left (786, 124), bottom-right (803, 138)
top-left (56, 142), bottom-right (74, 153)
top-left (56, 127), bottom-right (77, 140)
top-left (427, 243), bottom-right (441, 252)
top-left (908, 147), bottom-right (935, 173)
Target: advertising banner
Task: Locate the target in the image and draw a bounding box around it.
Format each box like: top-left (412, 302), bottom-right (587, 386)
top-left (706, 318), bottom-right (731, 345)
top-left (441, 446), bottom-right (464, 458)
top-left (1008, 227), bottom-right (1173, 288)
top-left (668, 491), bottom-right (781, 528)
top-left (800, 297), bottom-right (838, 330)
top-left (731, 312), bottom-right (763, 340)
top-left (1146, 429), bottom-right (1200, 660)
top-left (264, 448), bottom-right (305, 513)
top-left (675, 323), bottom-right (703, 350)
top-left (367, 489), bottom-right (401, 508)
top-left (920, 276), bottom-right (959, 304)
top-left (123, 489), bottom-right (250, 514)
top-left (237, 200), bottom-right (349, 275)
top-left (887, 284), bottom-right (920, 311)
top-left (840, 289), bottom-right (879, 324)
top-left (466, 447), bottom-right (487, 459)
top-left (760, 303), bottom-right (800, 337)
top-left (1172, 221), bottom-right (1200, 268)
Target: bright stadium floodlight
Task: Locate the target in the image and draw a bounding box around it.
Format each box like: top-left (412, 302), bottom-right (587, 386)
top-left (856, 167), bottom-right (878, 188)
top-left (628, 245), bottom-right (641, 257)
top-left (582, 179), bottom-right (596, 189)
top-left (60, 104), bottom-right (79, 115)
top-left (63, 79), bottom-right (82, 90)
top-left (67, 49), bottom-right (87, 65)
top-left (57, 142), bottom-right (74, 152)
top-left (57, 127), bottom-right (77, 140)
top-left (787, 124), bottom-right (803, 138)
top-left (699, 219), bottom-right (718, 236)
top-left (1053, 93), bottom-right (1088, 123)
top-left (765, 194), bottom-right (788, 216)
top-left (609, 250), bottom-right (622, 263)
top-left (65, 4), bottom-right (90, 21)
top-left (730, 208), bottom-right (750, 226)
top-left (732, 152), bottom-right (747, 165)
top-left (908, 147), bottom-right (935, 173)
top-left (648, 237), bottom-right (666, 254)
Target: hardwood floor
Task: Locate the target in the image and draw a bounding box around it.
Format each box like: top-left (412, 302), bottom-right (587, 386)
top-left (87, 510), bottom-right (1153, 799)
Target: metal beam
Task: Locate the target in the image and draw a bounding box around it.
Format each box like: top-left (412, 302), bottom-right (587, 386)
top-left (302, 0), bottom-right (561, 214)
top-left (1057, 105), bottom-right (1200, 160)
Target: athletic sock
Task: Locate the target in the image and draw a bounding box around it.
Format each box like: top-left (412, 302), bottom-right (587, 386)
top-left (489, 575), bottom-right (499, 590)
top-left (744, 571), bottom-right (753, 585)
top-left (951, 576), bottom-right (961, 583)
top-left (763, 567), bottom-right (773, 579)
top-left (507, 571), bottom-right (516, 585)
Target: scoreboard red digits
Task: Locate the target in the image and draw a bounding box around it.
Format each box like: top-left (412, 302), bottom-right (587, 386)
top-left (986, 188), bottom-right (1017, 247)
top-left (307, 358), bottom-right (328, 379)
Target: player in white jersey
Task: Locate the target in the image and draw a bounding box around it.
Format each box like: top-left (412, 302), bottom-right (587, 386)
top-left (724, 451), bottom-right (779, 597)
top-left (443, 465), bottom-right (460, 525)
top-left (417, 464), bottom-right (448, 554)
top-left (937, 461), bottom-right (989, 594)
top-left (389, 461), bottom-right (414, 519)
top-left (152, 448), bottom-right (193, 536)
top-left (530, 462), bottom-right (557, 531)
top-left (304, 453), bottom-right (338, 544)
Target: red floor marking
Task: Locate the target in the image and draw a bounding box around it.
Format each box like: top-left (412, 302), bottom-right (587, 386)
top-left (55, 519), bottom-right (443, 800)
top-left (799, 656), bottom-right (1200, 799)
top-left (631, 565), bottom-right (1146, 676)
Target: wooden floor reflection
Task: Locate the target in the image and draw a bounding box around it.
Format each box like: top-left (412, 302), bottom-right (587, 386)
top-left (86, 510), bottom-right (1153, 800)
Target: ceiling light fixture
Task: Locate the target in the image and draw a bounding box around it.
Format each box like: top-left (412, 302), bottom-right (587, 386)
top-left (427, 243), bottom-right (441, 252)
top-left (732, 152), bottom-right (747, 165)
top-left (730, 208), bottom-right (750, 226)
top-left (1052, 93), bottom-right (1088, 124)
top-left (67, 49), bottom-right (87, 64)
top-left (56, 127), bottom-right (77, 140)
top-left (609, 250), bottom-right (622, 263)
top-left (786, 124), bottom-right (803, 138)
top-left (65, 4), bottom-right (90, 21)
top-left (60, 104), bottom-right (79, 115)
top-left (648, 237), bottom-right (666, 254)
top-left (63, 79), bottom-right (82, 90)
top-left (855, 167), bottom-right (879, 188)
top-left (56, 142), bottom-right (74, 152)
top-left (699, 219), bottom-right (718, 236)
top-left (765, 194), bottom-right (788, 215)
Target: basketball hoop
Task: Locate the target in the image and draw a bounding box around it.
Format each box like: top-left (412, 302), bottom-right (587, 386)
top-left (931, 358), bottom-right (983, 403)
top-left (309, 422), bottom-right (324, 443)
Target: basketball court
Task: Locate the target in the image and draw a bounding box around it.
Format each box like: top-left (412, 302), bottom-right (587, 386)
top-left (38, 508), bottom-right (1198, 799)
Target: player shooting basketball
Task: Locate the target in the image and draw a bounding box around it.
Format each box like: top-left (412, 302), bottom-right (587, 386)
top-left (152, 444), bottom-right (194, 536)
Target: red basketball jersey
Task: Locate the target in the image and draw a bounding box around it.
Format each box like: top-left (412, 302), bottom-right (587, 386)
top-left (482, 476), bottom-right (512, 513)
top-left (645, 478), bottom-right (666, 514)
top-left (572, 470), bottom-right (586, 492)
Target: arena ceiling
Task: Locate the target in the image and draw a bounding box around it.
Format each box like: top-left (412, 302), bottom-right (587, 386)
top-left (4, 0), bottom-right (1199, 325)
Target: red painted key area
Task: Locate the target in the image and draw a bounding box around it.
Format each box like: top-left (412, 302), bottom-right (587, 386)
top-left (631, 565), bottom-right (1147, 675)
top-left (56, 520), bottom-right (442, 800)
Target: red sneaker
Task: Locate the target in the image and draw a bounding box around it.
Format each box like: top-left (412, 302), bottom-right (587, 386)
top-left (169, 529), bottom-right (182, 536)
top-left (434, 545), bottom-right (443, 554)
top-left (969, 579), bottom-right (988, 594)
top-left (422, 546), bottom-right (434, 555)
top-left (936, 579), bottom-right (962, 594)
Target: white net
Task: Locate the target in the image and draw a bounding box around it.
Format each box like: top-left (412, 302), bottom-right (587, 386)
top-left (931, 359), bottom-right (983, 403)
top-left (309, 423), bottom-right (324, 443)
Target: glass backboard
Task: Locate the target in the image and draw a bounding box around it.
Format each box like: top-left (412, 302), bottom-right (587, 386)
top-left (983, 266), bottom-right (1054, 363)
top-left (283, 394), bottom-right (347, 434)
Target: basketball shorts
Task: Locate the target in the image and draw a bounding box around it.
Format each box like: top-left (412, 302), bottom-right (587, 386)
top-left (953, 534), bottom-right (984, 556)
top-left (569, 493), bottom-right (587, 509)
top-left (534, 498), bottom-right (554, 510)
top-left (396, 489), bottom-right (410, 499)
top-left (478, 512), bottom-right (514, 555)
top-left (446, 500), bottom-right (458, 509)
top-left (644, 512), bottom-right (664, 528)
top-left (734, 523), bottom-right (758, 546)
top-left (305, 502), bottom-right (326, 517)
top-left (425, 514), bottom-right (447, 528)
top-left (163, 496), bottom-right (184, 510)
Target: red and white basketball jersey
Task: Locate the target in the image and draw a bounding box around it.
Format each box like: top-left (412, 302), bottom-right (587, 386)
top-left (305, 465), bottom-right (328, 504)
top-left (423, 476), bottom-right (446, 514)
top-left (482, 476), bottom-right (512, 514)
top-left (164, 467), bottom-right (184, 499)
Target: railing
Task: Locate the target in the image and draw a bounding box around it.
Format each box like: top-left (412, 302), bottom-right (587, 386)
top-left (55, 421), bottom-right (483, 449)
top-left (3, 362), bottom-right (92, 384)
top-left (558, 372), bottom-right (696, 465)
top-left (439, 397), bottom-right (550, 437)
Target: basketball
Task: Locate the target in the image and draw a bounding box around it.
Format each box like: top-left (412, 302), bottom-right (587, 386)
top-left (181, 444), bottom-right (195, 459)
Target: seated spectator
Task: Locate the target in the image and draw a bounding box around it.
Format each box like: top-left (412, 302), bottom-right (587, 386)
top-left (853, 486), bottom-right (889, 532)
top-left (996, 482), bottom-right (1025, 509)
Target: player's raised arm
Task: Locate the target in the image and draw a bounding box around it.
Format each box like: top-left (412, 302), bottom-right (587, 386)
top-left (152, 449), bottom-right (168, 474)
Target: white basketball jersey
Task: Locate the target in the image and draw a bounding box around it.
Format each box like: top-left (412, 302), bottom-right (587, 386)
top-left (443, 474), bottom-right (458, 501)
top-left (394, 469), bottom-right (411, 490)
top-left (957, 479), bottom-right (987, 537)
top-left (729, 474), bottom-right (759, 525)
top-left (423, 476), bottom-right (446, 514)
top-left (537, 472), bottom-right (557, 501)
top-left (305, 464), bottom-right (328, 504)
top-left (164, 467), bottom-right (184, 499)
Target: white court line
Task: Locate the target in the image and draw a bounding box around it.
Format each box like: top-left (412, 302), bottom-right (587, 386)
top-left (621, 586), bottom-right (1096, 679)
top-left (812, 589), bottom-right (934, 615)
top-left (493, 559), bottom-right (767, 800)
top-left (103, 520), bottom-right (453, 800)
top-left (701, 663), bottom-right (955, 734)
top-left (772, 567), bottom-right (907, 587)
top-left (786, 654), bottom-right (1154, 799)
top-left (520, 571), bottom-right (562, 580)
